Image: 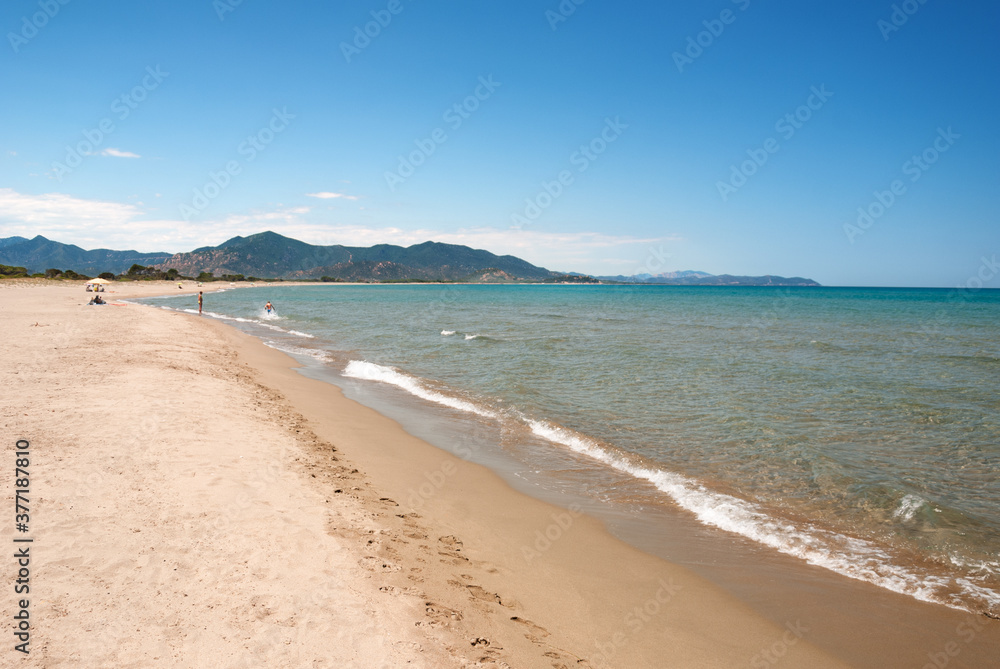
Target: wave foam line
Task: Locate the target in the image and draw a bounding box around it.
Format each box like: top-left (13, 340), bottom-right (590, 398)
top-left (262, 340), bottom-right (334, 363)
top-left (525, 419), bottom-right (997, 615)
top-left (160, 307), bottom-right (313, 338)
top-left (343, 360), bottom-right (498, 419)
top-left (333, 357), bottom-right (997, 615)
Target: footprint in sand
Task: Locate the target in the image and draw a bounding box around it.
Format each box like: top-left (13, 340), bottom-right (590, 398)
top-left (439, 535), bottom-right (463, 549)
top-left (448, 580), bottom-right (509, 607)
top-left (358, 556), bottom-right (401, 573)
top-left (467, 584), bottom-right (508, 607)
top-left (510, 616), bottom-right (550, 642)
top-left (437, 535), bottom-right (468, 563)
top-left (423, 602), bottom-right (463, 627)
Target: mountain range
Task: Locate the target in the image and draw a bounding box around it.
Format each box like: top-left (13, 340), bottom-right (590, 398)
top-left (0, 231), bottom-right (820, 285)
top-left (0, 235), bottom-right (171, 275)
top-left (596, 271), bottom-right (820, 286)
top-left (158, 232), bottom-right (556, 281)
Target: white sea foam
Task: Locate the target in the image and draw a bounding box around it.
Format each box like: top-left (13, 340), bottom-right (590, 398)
top-left (196, 310), bottom-right (254, 323)
top-left (334, 360), bottom-right (985, 610)
top-left (523, 418), bottom-right (996, 614)
top-left (465, 334), bottom-right (481, 340)
top-left (259, 323), bottom-right (285, 332)
top-left (893, 494), bottom-right (926, 522)
top-left (343, 360), bottom-right (498, 419)
top-left (441, 330), bottom-right (456, 336)
top-left (953, 578), bottom-right (1000, 611)
top-left (262, 340), bottom-right (334, 363)
top-left (172, 307), bottom-right (313, 338)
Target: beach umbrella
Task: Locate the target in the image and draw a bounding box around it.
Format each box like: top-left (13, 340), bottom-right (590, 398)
top-left (86, 278), bottom-right (110, 291)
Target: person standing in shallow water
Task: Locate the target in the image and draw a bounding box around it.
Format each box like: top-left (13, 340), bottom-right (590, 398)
top-left (265, 301), bottom-right (274, 315)
top-left (198, 291), bottom-right (203, 315)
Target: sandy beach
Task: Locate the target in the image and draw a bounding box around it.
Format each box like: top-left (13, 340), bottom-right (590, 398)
top-left (3, 280), bottom-right (994, 667)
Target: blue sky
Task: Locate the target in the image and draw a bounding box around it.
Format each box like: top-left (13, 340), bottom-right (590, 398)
top-left (1, 0), bottom-right (997, 286)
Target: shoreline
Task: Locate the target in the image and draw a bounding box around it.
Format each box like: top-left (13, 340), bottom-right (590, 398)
top-left (5, 281), bottom-right (996, 667)
top-left (231, 285), bottom-right (1000, 667)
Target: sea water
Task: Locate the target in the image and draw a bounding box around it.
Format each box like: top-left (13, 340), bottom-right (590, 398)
top-left (141, 284), bottom-right (1000, 616)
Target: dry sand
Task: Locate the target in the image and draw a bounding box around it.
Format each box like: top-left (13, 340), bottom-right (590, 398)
top-left (2, 280), bottom-right (855, 667)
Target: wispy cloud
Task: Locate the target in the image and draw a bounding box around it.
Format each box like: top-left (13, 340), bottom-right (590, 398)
top-left (100, 148), bottom-right (141, 158)
top-left (306, 191), bottom-right (358, 200)
top-left (0, 188), bottom-right (140, 228)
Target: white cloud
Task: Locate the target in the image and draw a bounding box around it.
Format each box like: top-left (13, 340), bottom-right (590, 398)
top-left (0, 188), bottom-right (140, 229)
top-left (306, 191), bottom-right (358, 200)
top-left (294, 225), bottom-right (682, 274)
top-left (0, 189), bottom-right (325, 251)
top-left (0, 188), bottom-right (680, 273)
top-left (101, 148), bottom-right (141, 158)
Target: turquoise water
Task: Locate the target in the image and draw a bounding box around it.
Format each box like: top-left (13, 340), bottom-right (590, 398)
top-left (143, 284), bottom-right (1000, 615)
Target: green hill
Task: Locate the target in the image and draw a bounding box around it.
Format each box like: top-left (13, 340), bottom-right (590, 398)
top-left (0, 235), bottom-right (172, 275)
top-left (157, 231), bottom-right (556, 281)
